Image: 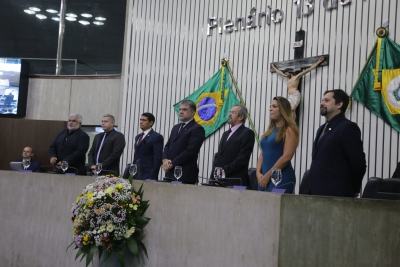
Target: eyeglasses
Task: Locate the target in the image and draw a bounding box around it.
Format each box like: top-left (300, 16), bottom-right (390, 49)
top-left (229, 111), bottom-right (237, 114)
top-left (179, 108), bottom-right (190, 111)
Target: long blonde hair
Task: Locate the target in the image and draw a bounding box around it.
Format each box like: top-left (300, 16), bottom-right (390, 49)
top-left (261, 96), bottom-right (299, 143)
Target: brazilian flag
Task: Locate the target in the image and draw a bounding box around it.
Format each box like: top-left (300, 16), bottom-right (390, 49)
top-left (174, 66), bottom-right (239, 137)
top-left (351, 28), bottom-right (400, 132)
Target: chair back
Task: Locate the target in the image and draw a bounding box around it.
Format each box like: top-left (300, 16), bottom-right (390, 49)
top-left (274, 182), bottom-right (295, 194)
top-left (362, 177), bottom-right (400, 200)
top-left (299, 170), bottom-right (310, 195)
top-left (248, 167), bottom-right (258, 190)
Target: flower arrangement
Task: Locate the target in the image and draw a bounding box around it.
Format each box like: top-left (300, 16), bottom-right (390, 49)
top-left (69, 176), bottom-right (150, 267)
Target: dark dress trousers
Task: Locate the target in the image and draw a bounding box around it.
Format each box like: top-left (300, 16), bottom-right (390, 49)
top-left (48, 128), bottom-right (90, 175)
top-left (163, 120), bottom-right (205, 184)
top-left (211, 125), bottom-right (255, 187)
top-left (133, 129), bottom-right (163, 180)
top-left (88, 129), bottom-right (126, 176)
top-left (309, 113), bottom-right (366, 197)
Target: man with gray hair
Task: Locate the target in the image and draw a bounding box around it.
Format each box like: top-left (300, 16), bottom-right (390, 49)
top-left (48, 113), bottom-right (89, 175)
top-left (211, 104), bottom-right (255, 187)
top-left (88, 114), bottom-right (126, 176)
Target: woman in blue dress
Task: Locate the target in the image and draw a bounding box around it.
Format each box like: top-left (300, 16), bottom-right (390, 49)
top-left (256, 96), bottom-right (299, 193)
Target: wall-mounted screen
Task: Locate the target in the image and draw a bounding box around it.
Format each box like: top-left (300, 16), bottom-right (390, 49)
top-left (0, 58), bottom-right (29, 117)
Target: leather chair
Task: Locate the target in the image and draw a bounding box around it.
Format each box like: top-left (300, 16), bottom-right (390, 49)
top-left (248, 167), bottom-right (258, 190)
top-left (299, 170), bottom-right (310, 195)
top-left (362, 177), bottom-right (400, 200)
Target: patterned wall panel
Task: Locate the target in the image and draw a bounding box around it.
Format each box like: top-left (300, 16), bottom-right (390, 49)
top-left (121, 0), bottom-right (400, 192)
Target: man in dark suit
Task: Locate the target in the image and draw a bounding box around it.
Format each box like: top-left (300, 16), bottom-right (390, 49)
top-left (163, 100), bottom-right (205, 184)
top-left (88, 114), bottom-right (126, 176)
top-left (20, 146), bottom-right (41, 172)
top-left (133, 112), bottom-right (163, 180)
top-left (309, 89), bottom-right (366, 197)
top-left (48, 113), bottom-right (90, 175)
top-left (211, 104), bottom-right (255, 187)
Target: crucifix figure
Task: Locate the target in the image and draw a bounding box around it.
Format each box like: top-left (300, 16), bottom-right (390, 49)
top-left (270, 56), bottom-right (325, 119)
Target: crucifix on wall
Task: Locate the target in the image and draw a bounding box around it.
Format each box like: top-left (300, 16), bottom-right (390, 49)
top-left (270, 30), bottom-right (329, 121)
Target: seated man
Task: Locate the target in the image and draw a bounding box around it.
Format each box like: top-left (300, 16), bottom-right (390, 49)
top-left (20, 147), bottom-right (41, 172)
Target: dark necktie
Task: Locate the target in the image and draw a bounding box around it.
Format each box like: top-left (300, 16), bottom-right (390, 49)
top-left (225, 129), bottom-right (232, 142)
top-left (137, 132), bottom-right (145, 145)
top-left (96, 132), bottom-right (107, 164)
top-left (178, 123), bottom-right (185, 133)
top-left (318, 122), bottom-right (329, 143)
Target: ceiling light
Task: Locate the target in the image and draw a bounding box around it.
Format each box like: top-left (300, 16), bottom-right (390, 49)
top-left (81, 13), bottom-right (92, 18)
top-left (95, 17), bottom-right (106, 21)
top-left (52, 17), bottom-right (60, 21)
top-left (66, 13), bottom-right (77, 18)
top-left (36, 14), bottom-right (47, 19)
top-left (29, 7), bottom-right (41, 12)
top-left (46, 9), bottom-right (58, 13)
top-left (65, 17), bottom-right (77, 21)
top-left (24, 9), bottom-right (36, 15)
top-left (78, 20), bottom-right (90, 25)
top-left (93, 21), bottom-right (104, 25)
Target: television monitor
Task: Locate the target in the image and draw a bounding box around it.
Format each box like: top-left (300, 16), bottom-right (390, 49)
top-left (0, 58), bottom-right (30, 117)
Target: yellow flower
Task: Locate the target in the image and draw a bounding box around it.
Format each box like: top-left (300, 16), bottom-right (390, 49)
top-left (129, 204), bottom-right (133, 208)
top-left (83, 241), bottom-right (87, 246)
top-left (76, 196), bottom-right (81, 202)
top-left (83, 234), bottom-right (89, 241)
top-left (133, 204), bottom-right (138, 210)
top-left (116, 184), bottom-right (123, 191)
top-left (105, 187), bottom-right (114, 195)
top-left (86, 192), bottom-right (93, 200)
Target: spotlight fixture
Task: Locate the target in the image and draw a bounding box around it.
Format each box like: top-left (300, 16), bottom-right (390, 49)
top-left (94, 16), bottom-right (106, 21)
top-left (24, 9), bottom-right (36, 15)
top-left (93, 21), bottom-right (104, 25)
top-left (78, 20), bottom-right (90, 25)
top-left (81, 13), bottom-right (93, 18)
top-left (46, 9), bottom-right (58, 13)
top-left (36, 14), bottom-right (47, 19)
top-left (52, 17), bottom-right (60, 21)
top-left (29, 7), bottom-right (41, 12)
top-left (65, 17), bottom-right (77, 21)
top-left (66, 13), bottom-right (77, 17)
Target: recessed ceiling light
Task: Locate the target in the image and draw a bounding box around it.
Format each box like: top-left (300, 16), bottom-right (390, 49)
top-left (36, 14), bottom-right (47, 19)
top-left (66, 13), bottom-right (77, 18)
top-left (46, 9), bottom-right (58, 13)
top-left (52, 17), bottom-right (60, 21)
top-left (24, 9), bottom-right (36, 15)
top-left (65, 17), bottom-right (77, 21)
top-left (78, 20), bottom-right (90, 25)
top-left (29, 7), bottom-right (41, 12)
top-left (81, 13), bottom-right (92, 18)
top-left (95, 17), bottom-right (106, 21)
top-left (93, 21), bottom-right (104, 25)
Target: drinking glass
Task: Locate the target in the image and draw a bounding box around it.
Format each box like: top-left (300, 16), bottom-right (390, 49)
top-left (61, 161), bottom-right (69, 173)
top-left (22, 159), bottom-right (30, 169)
top-left (271, 168), bottom-right (282, 186)
top-left (95, 163), bottom-right (102, 176)
top-left (129, 164), bottom-right (137, 176)
top-left (214, 167), bottom-right (223, 180)
top-left (174, 166), bottom-right (182, 181)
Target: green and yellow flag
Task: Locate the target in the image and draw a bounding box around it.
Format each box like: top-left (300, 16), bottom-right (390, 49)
top-left (351, 28), bottom-right (400, 132)
top-left (174, 66), bottom-right (239, 137)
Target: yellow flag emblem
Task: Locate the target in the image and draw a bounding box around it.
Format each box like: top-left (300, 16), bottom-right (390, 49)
top-left (381, 68), bottom-right (400, 114)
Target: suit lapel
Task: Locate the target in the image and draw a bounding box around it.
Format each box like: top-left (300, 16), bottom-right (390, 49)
top-left (137, 129), bottom-right (153, 148)
top-left (220, 125), bottom-right (243, 153)
top-left (62, 129), bottom-right (78, 151)
top-left (172, 121), bottom-right (195, 142)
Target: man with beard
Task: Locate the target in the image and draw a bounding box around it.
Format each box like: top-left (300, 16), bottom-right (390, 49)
top-left (211, 104), bottom-right (255, 187)
top-left (48, 113), bottom-right (90, 175)
top-left (309, 89), bottom-right (366, 197)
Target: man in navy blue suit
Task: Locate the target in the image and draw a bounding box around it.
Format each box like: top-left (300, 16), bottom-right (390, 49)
top-left (309, 89), bottom-right (366, 197)
top-left (20, 147), bottom-right (41, 172)
top-left (133, 113), bottom-right (163, 180)
top-left (163, 100), bottom-right (205, 184)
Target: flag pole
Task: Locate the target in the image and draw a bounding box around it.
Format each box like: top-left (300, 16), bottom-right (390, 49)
top-left (222, 58), bottom-right (261, 147)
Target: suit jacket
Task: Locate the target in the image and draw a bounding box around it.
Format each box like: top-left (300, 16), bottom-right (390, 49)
top-left (211, 125), bottom-right (255, 186)
top-left (20, 159), bottom-right (41, 172)
top-left (309, 113), bottom-right (366, 197)
top-left (48, 128), bottom-right (90, 175)
top-left (163, 120), bottom-right (205, 184)
top-left (133, 129), bottom-right (163, 180)
top-left (88, 130), bottom-right (126, 176)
